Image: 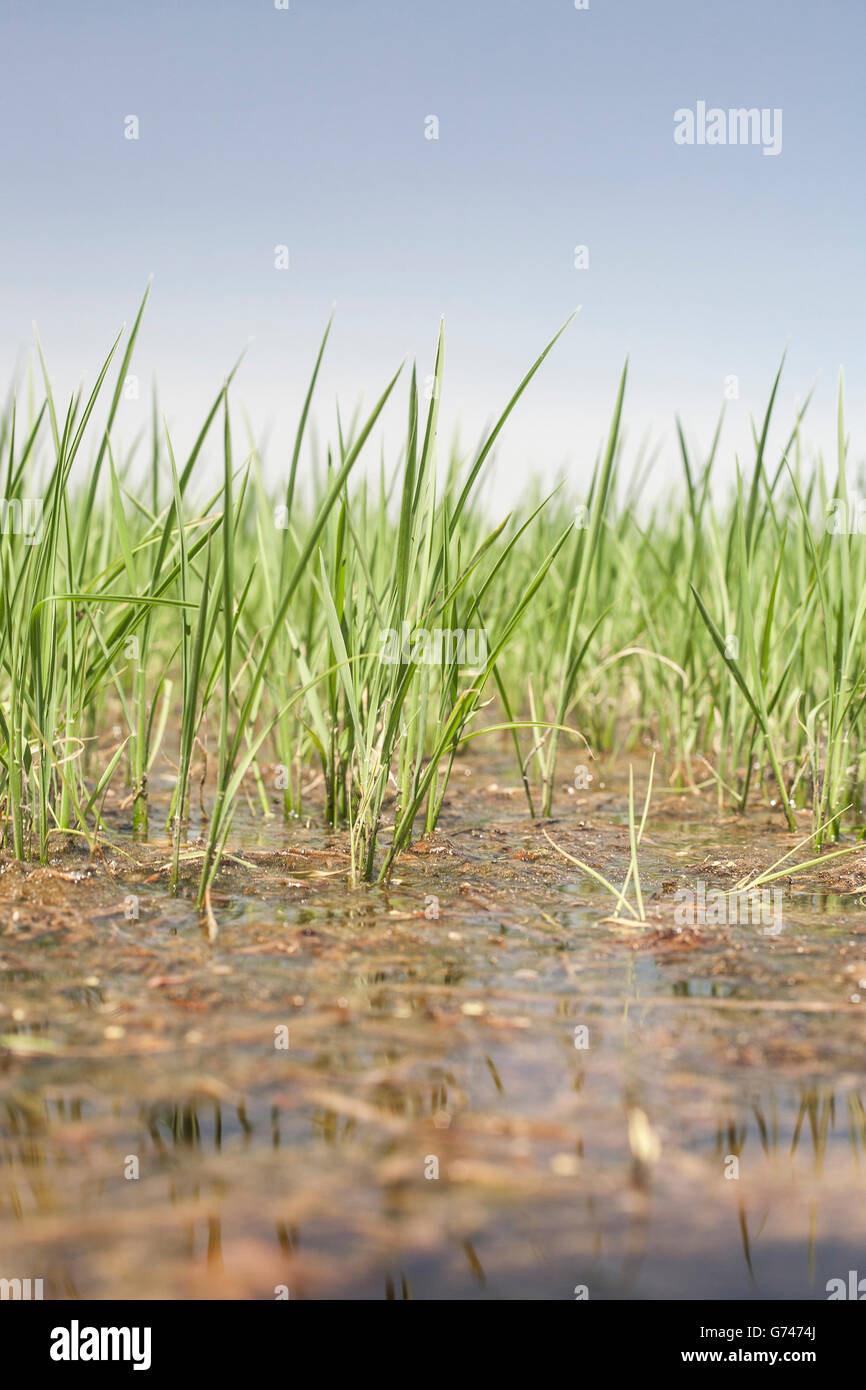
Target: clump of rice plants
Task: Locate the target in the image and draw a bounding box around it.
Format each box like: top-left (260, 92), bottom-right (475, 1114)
top-left (1, 292), bottom-right (864, 908)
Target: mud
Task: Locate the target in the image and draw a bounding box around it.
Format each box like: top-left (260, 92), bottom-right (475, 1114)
top-left (1, 751), bottom-right (865, 1299)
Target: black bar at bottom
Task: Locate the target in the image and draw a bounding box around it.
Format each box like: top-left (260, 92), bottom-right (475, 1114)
top-left (1, 1298), bottom-right (858, 1375)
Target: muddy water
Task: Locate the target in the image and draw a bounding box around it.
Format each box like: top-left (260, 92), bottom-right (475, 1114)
top-left (2, 753), bottom-right (866, 1299)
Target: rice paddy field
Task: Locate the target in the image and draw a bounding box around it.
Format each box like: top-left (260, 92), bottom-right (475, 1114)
top-left (3, 295), bottom-right (866, 1301)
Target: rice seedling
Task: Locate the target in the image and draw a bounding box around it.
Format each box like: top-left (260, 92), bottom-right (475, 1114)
top-left (543, 756), bottom-right (656, 924)
top-left (1, 292), bottom-right (864, 908)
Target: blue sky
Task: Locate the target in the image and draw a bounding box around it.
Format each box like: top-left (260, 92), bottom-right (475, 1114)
top-left (2, 0), bottom-right (864, 503)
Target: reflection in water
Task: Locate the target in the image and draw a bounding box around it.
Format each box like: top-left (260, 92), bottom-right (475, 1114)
top-left (1, 1074), bottom-right (864, 1298)
top-left (385, 1270), bottom-right (411, 1300)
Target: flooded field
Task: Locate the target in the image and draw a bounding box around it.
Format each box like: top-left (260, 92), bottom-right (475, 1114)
top-left (2, 749), bottom-right (865, 1300)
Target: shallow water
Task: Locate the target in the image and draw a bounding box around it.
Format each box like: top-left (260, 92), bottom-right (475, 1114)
top-left (2, 754), bottom-right (866, 1299)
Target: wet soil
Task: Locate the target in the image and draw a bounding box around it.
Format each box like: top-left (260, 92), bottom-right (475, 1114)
top-left (2, 751), bottom-right (866, 1299)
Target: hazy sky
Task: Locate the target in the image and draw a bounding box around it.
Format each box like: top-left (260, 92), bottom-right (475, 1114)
top-left (2, 0), bottom-right (864, 504)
